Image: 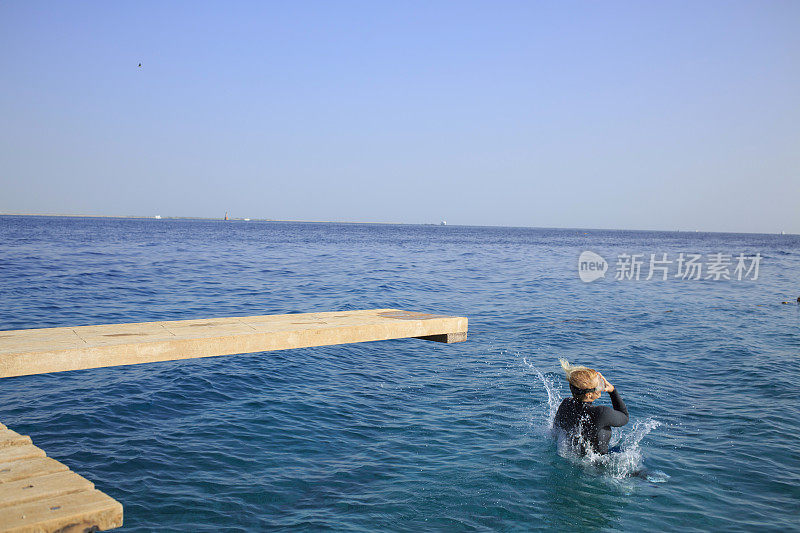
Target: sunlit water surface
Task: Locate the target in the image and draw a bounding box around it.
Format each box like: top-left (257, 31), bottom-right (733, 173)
top-left (0, 217), bottom-right (798, 531)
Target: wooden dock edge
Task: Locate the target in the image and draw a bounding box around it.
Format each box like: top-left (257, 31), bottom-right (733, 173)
top-left (0, 309), bottom-right (468, 379)
top-left (0, 426), bottom-right (123, 532)
top-left (415, 331), bottom-right (468, 343)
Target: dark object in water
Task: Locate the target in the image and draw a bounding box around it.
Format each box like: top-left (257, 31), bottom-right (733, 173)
top-left (553, 389), bottom-right (629, 455)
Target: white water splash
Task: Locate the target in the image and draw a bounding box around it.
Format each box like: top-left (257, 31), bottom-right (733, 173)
top-left (523, 357), bottom-right (668, 483)
top-left (522, 356), bottom-right (563, 433)
top-left (523, 357), bottom-right (562, 424)
top-left (597, 418), bottom-right (661, 479)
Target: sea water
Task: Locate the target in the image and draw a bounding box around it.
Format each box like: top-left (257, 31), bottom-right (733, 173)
top-left (0, 216), bottom-right (798, 531)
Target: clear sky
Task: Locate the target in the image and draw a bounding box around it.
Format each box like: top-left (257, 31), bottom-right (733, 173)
top-left (1, 1), bottom-right (798, 232)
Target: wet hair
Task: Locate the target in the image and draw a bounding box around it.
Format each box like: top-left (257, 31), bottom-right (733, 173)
top-left (559, 358), bottom-right (602, 402)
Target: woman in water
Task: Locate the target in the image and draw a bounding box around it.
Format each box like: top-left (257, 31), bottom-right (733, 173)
top-left (552, 359), bottom-right (628, 455)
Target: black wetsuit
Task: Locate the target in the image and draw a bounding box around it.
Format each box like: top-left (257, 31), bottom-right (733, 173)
top-left (553, 389), bottom-right (629, 455)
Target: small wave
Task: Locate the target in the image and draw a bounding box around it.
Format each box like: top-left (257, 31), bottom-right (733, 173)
top-left (644, 470), bottom-right (670, 483)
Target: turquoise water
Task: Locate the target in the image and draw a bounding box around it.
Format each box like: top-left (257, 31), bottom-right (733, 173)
top-left (0, 216), bottom-right (798, 531)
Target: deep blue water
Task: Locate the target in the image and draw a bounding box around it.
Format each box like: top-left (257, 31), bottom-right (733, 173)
top-left (0, 216), bottom-right (798, 532)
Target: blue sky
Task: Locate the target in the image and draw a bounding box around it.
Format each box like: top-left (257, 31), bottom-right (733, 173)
top-left (1, 1), bottom-right (798, 232)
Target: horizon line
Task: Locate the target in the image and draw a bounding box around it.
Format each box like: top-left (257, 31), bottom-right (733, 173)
top-left (0, 211), bottom-right (795, 237)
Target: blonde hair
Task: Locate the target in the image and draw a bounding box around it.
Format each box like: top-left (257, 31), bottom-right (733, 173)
top-left (559, 358), bottom-right (601, 401)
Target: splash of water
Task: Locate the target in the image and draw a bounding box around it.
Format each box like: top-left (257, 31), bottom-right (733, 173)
top-left (594, 418), bottom-right (661, 479)
top-left (524, 357), bottom-right (667, 482)
top-left (522, 356), bottom-right (562, 432)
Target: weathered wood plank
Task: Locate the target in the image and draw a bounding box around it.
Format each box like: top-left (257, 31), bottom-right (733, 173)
top-left (0, 471), bottom-right (93, 509)
top-left (0, 309), bottom-right (468, 378)
top-left (0, 445), bottom-right (46, 464)
top-left (0, 458), bottom-right (68, 484)
top-left (0, 424), bottom-right (122, 532)
top-left (0, 489), bottom-right (123, 533)
top-left (0, 430), bottom-right (32, 449)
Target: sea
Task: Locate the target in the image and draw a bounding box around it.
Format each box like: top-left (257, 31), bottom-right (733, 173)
top-left (0, 215), bottom-right (798, 532)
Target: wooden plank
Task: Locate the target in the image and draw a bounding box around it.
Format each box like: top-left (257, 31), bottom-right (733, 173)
top-left (0, 424), bottom-right (122, 532)
top-left (0, 471), bottom-right (93, 509)
top-left (0, 458), bottom-right (68, 484)
top-left (0, 489), bottom-right (123, 533)
top-left (0, 445), bottom-right (45, 464)
top-left (0, 309), bottom-right (468, 378)
top-left (0, 430), bottom-right (32, 449)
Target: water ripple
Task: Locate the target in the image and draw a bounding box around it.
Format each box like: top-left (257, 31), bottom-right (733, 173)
top-left (0, 217), bottom-right (798, 531)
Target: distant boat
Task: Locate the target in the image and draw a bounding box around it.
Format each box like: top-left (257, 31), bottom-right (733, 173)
top-left (154, 215), bottom-right (161, 219)
top-left (244, 218), bottom-right (251, 222)
top-left (440, 220), bottom-right (447, 226)
top-left (224, 211), bottom-right (229, 221)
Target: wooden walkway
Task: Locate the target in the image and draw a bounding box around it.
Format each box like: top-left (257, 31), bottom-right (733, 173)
top-left (0, 422), bottom-right (123, 532)
top-left (0, 309), bottom-right (467, 379)
top-left (0, 308), bottom-right (467, 531)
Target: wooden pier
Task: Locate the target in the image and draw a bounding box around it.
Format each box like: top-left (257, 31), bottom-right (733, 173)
top-left (0, 308), bottom-right (467, 531)
top-left (0, 309), bottom-right (467, 379)
top-left (0, 423), bottom-right (123, 532)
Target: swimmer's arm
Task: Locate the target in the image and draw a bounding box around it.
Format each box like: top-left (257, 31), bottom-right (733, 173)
top-left (603, 389), bottom-right (629, 427)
